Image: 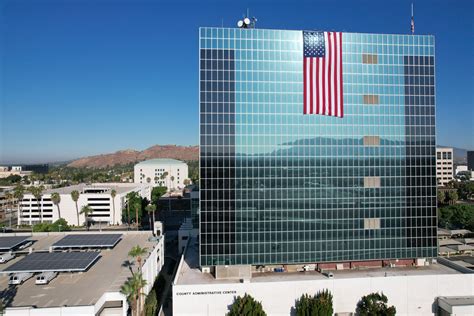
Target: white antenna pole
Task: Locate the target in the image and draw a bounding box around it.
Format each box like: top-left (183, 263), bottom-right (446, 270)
top-left (411, 3), bottom-right (415, 35)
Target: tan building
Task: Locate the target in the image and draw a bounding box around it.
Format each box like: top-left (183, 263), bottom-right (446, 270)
top-left (436, 148), bottom-right (454, 186)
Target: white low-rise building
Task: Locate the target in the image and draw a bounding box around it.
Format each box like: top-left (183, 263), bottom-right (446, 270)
top-left (134, 159), bottom-right (188, 190)
top-left (173, 239), bottom-right (474, 316)
top-left (19, 183), bottom-right (151, 226)
top-left (1, 231), bottom-right (164, 316)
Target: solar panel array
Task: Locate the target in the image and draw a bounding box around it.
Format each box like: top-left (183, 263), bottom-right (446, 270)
top-left (52, 234), bottom-right (122, 249)
top-left (0, 236), bottom-right (30, 251)
top-left (2, 252), bottom-right (100, 273)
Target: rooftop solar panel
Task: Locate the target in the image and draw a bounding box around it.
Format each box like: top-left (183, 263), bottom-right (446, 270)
top-left (0, 236), bottom-right (31, 252)
top-left (52, 234), bottom-right (122, 249)
top-left (1, 252), bottom-right (100, 273)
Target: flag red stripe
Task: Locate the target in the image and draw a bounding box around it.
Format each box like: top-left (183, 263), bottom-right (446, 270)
top-left (328, 32), bottom-right (333, 116)
top-left (331, 32), bottom-right (339, 116)
top-left (338, 32), bottom-right (343, 117)
top-left (303, 58), bottom-right (307, 114)
top-left (315, 58), bottom-right (320, 114)
top-left (308, 58), bottom-right (314, 114)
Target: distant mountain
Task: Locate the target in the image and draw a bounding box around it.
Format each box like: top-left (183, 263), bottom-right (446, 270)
top-left (68, 145), bottom-right (199, 168)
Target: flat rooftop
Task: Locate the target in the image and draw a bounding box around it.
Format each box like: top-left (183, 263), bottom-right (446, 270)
top-left (24, 183), bottom-right (148, 195)
top-left (135, 158), bottom-right (186, 166)
top-left (175, 238), bottom-right (462, 286)
top-left (0, 231), bottom-right (159, 309)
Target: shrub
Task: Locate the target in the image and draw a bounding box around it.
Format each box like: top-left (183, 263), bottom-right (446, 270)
top-left (32, 219), bottom-right (71, 232)
top-left (227, 293), bottom-right (266, 316)
top-left (144, 288), bottom-right (158, 316)
top-left (356, 292), bottom-right (396, 316)
top-left (295, 289), bottom-right (333, 316)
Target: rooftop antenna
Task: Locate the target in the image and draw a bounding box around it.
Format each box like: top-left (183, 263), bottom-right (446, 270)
top-left (411, 3), bottom-right (415, 35)
top-left (237, 10), bottom-right (257, 29)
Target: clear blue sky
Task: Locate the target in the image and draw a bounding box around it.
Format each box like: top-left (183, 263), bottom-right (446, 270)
top-left (1, 0), bottom-right (473, 164)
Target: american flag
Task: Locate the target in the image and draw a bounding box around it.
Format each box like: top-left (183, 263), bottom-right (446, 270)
top-left (303, 31), bottom-right (343, 117)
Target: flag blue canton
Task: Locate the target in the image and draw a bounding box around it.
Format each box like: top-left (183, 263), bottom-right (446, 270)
top-left (304, 31), bottom-right (325, 58)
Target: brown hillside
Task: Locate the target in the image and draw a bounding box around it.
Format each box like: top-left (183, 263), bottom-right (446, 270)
top-left (68, 145), bottom-right (199, 168)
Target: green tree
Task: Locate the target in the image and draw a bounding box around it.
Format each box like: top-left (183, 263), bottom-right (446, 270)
top-left (125, 192), bottom-right (142, 227)
top-left (356, 292), bottom-right (396, 316)
top-left (145, 204), bottom-right (157, 234)
top-left (70, 190), bottom-right (80, 226)
top-left (80, 205), bottom-right (93, 230)
top-left (151, 186), bottom-right (167, 205)
top-left (50, 192), bottom-right (62, 219)
top-left (295, 294), bottom-right (312, 316)
top-left (4, 192), bottom-right (13, 227)
top-left (457, 181), bottom-right (474, 200)
top-left (160, 172), bottom-right (168, 190)
top-left (227, 293), bottom-right (267, 316)
top-left (110, 189), bottom-right (117, 225)
top-left (128, 245), bottom-right (148, 272)
top-left (183, 178), bottom-right (191, 186)
top-left (438, 204), bottom-right (474, 230)
top-left (121, 272), bottom-right (147, 316)
top-left (437, 190), bottom-right (446, 205)
top-left (447, 190), bottom-right (459, 204)
top-left (28, 185), bottom-right (45, 222)
top-left (295, 290), bottom-right (333, 316)
top-left (13, 185), bottom-right (25, 225)
top-left (144, 288), bottom-right (158, 316)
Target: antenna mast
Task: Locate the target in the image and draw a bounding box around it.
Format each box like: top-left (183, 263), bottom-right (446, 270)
top-left (411, 3), bottom-right (415, 35)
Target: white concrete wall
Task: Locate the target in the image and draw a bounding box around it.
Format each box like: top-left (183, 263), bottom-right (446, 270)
top-left (5, 306), bottom-right (95, 316)
top-left (134, 162), bottom-right (188, 190)
top-left (173, 273), bottom-right (474, 316)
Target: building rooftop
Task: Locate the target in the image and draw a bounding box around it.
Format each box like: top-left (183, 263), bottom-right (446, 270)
top-left (174, 238), bottom-right (462, 286)
top-left (135, 159), bottom-right (186, 166)
top-left (438, 296), bottom-right (474, 306)
top-left (23, 183), bottom-right (149, 196)
top-left (0, 231), bottom-right (160, 309)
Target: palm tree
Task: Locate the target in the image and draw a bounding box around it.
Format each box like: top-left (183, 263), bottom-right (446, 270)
top-left (146, 177), bottom-right (151, 184)
top-left (170, 176), bottom-right (175, 190)
top-left (145, 204), bottom-right (156, 234)
top-left (29, 185), bottom-right (45, 223)
top-left (183, 178), bottom-right (191, 186)
top-left (161, 172), bottom-right (168, 189)
top-left (154, 176), bottom-right (159, 184)
top-left (126, 192), bottom-right (135, 228)
top-left (51, 192), bottom-right (61, 220)
top-left (128, 245), bottom-right (148, 272)
top-left (4, 192), bottom-right (13, 227)
top-left (71, 190), bottom-right (80, 226)
top-left (110, 189), bottom-right (117, 225)
top-left (80, 205), bottom-right (93, 230)
top-left (13, 185), bottom-right (25, 226)
top-left (121, 272), bottom-right (147, 316)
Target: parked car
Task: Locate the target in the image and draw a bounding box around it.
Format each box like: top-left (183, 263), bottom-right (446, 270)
top-left (9, 272), bottom-right (33, 285)
top-left (35, 272), bottom-right (58, 285)
top-left (0, 252), bottom-right (15, 263)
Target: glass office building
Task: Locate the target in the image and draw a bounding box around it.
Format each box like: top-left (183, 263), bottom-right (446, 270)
top-left (199, 28), bottom-right (437, 266)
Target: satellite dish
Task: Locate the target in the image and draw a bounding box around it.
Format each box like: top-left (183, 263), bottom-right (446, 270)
top-left (237, 20), bottom-right (244, 27)
top-left (244, 18), bottom-right (250, 25)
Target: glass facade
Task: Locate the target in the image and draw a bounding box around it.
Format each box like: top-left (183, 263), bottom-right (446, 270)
top-left (199, 28), bottom-right (437, 266)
